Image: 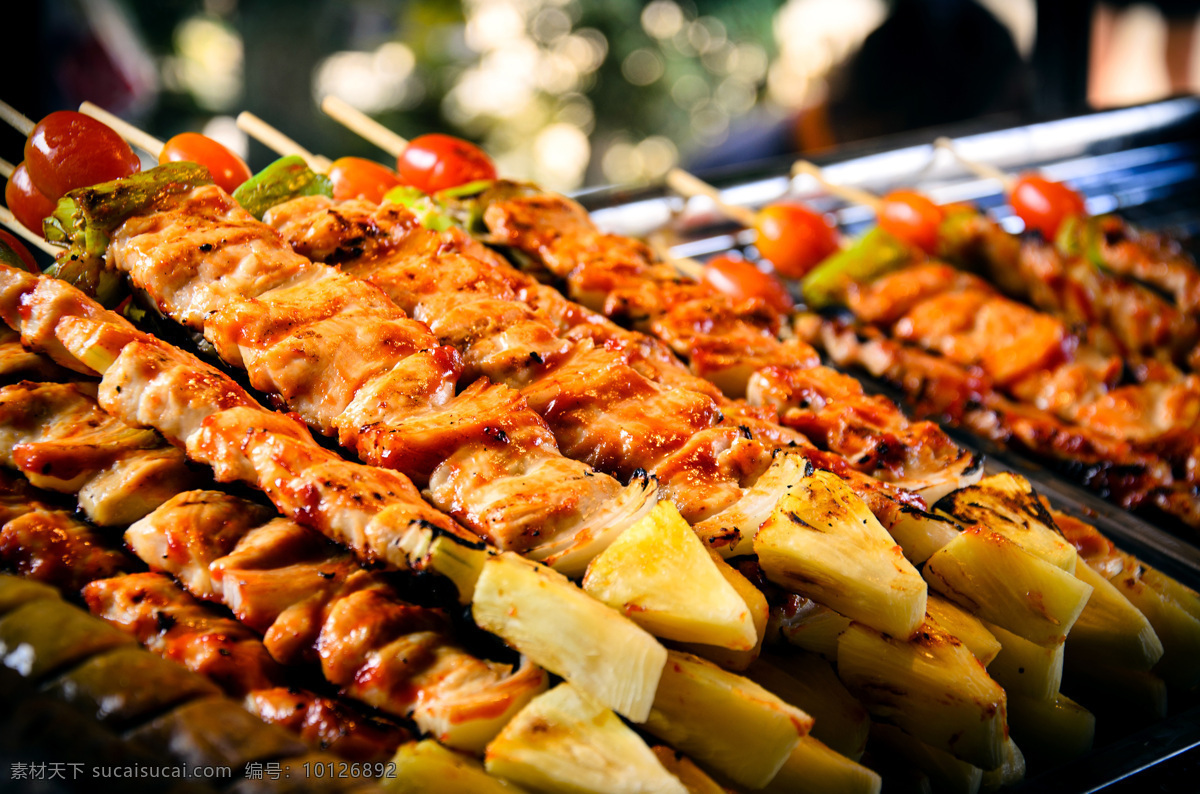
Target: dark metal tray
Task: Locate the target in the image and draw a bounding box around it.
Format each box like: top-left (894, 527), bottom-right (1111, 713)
top-left (577, 97), bottom-right (1200, 791)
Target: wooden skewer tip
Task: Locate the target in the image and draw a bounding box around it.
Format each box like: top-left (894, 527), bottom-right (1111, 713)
top-left (0, 207), bottom-right (60, 256)
top-left (320, 95), bottom-right (409, 157)
top-left (78, 102), bottom-right (165, 158)
top-left (0, 99), bottom-right (35, 136)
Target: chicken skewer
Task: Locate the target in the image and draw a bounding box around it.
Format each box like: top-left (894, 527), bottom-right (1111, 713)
top-left (0, 367), bottom-right (544, 753)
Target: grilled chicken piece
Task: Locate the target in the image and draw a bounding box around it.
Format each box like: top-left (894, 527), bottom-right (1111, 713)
top-left (245, 687), bottom-right (406, 762)
top-left (0, 326), bottom-right (68, 381)
top-left (130, 489), bottom-right (549, 751)
top-left (0, 507), bottom-right (128, 593)
top-left (1087, 215), bottom-right (1200, 314)
top-left (0, 380), bottom-right (198, 524)
top-left (84, 572), bottom-right (282, 696)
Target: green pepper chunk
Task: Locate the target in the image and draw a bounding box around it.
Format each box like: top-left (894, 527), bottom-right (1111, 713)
top-left (800, 227), bottom-right (913, 309)
top-left (232, 155), bottom-right (333, 220)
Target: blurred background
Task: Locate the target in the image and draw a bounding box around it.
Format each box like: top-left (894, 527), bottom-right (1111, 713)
top-left (3, 0), bottom-right (1199, 192)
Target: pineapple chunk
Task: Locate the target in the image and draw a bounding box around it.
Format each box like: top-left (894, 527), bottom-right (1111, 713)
top-left (982, 621), bottom-right (1064, 701)
top-left (884, 508), bottom-right (963, 565)
top-left (1005, 693), bottom-right (1094, 763)
top-left (1109, 559), bottom-right (1200, 689)
top-left (980, 739), bottom-right (1025, 793)
top-left (472, 552), bottom-right (667, 722)
top-left (644, 650), bottom-right (813, 789)
top-left (583, 501), bottom-right (757, 651)
top-left (428, 535), bottom-right (490, 604)
top-left (755, 471), bottom-right (926, 639)
top-left (935, 473), bottom-right (1077, 572)
top-left (694, 451), bottom-right (810, 558)
top-left (923, 527), bottom-right (1092, 646)
top-left (837, 620), bottom-right (1008, 769)
top-left (774, 597), bottom-right (852, 661)
top-left (485, 684), bottom-right (686, 794)
top-left (871, 724), bottom-right (982, 794)
top-left (677, 552), bottom-right (769, 671)
top-left (1068, 562), bottom-right (1163, 671)
top-left (747, 655), bottom-right (871, 761)
top-left (758, 736), bottom-right (882, 794)
top-left (926, 596), bottom-right (1001, 668)
top-left (385, 740), bottom-right (526, 794)
top-left (650, 748), bottom-right (726, 794)
top-left (1063, 660), bottom-right (1168, 719)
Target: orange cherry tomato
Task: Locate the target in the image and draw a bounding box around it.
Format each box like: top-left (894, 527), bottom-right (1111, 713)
top-left (5, 162), bottom-right (58, 239)
top-left (753, 201), bottom-right (839, 279)
top-left (878, 190), bottom-right (943, 254)
top-left (328, 157), bottom-right (405, 203)
top-left (0, 229), bottom-right (39, 272)
top-left (702, 253), bottom-right (795, 314)
top-left (24, 111), bottom-right (141, 201)
top-left (1010, 174), bottom-right (1086, 239)
top-left (159, 132), bottom-right (252, 194)
top-left (396, 133), bottom-right (497, 194)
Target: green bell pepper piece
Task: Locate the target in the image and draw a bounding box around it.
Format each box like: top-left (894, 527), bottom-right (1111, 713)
top-left (801, 227), bottom-right (913, 309)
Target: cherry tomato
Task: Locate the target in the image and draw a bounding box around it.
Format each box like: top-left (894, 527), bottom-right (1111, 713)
top-left (5, 162), bottom-right (58, 239)
top-left (328, 157), bottom-right (405, 203)
top-left (0, 229), bottom-right (39, 272)
top-left (753, 201), bottom-right (839, 279)
top-left (396, 133), bottom-right (497, 194)
top-left (703, 253), bottom-right (795, 314)
top-left (1010, 174), bottom-right (1086, 240)
top-left (24, 111), bottom-right (141, 202)
top-left (877, 190), bottom-right (943, 254)
top-left (159, 132), bottom-right (252, 194)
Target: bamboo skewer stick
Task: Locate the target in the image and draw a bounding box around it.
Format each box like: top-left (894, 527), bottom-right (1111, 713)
top-left (79, 102), bottom-right (165, 158)
top-left (0, 206), bottom-right (60, 256)
top-left (236, 111), bottom-right (332, 172)
top-left (933, 137), bottom-right (1017, 192)
top-left (320, 95), bottom-right (409, 157)
top-left (664, 168), bottom-right (758, 228)
top-left (0, 99), bottom-right (35, 136)
top-left (791, 160), bottom-right (884, 213)
top-left (0, 157), bottom-right (14, 179)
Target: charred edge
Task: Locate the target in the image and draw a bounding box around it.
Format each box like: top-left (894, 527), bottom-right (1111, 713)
top-left (424, 520), bottom-right (490, 552)
top-left (803, 459), bottom-right (815, 478)
top-left (962, 453), bottom-right (984, 477)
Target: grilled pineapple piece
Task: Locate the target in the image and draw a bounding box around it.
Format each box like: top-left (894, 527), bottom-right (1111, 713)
top-left (484, 684), bottom-right (686, 794)
top-left (1108, 559), bottom-right (1200, 689)
top-left (773, 597), bottom-right (852, 661)
top-left (837, 619), bottom-right (1008, 769)
top-left (694, 451), bottom-right (810, 558)
top-left (871, 724), bottom-right (982, 794)
top-left (979, 739), bottom-right (1025, 793)
top-left (1062, 660), bottom-right (1168, 719)
top-left (650, 748), bottom-right (726, 794)
top-left (923, 527), bottom-right (1092, 646)
top-left (677, 552), bottom-right (769, 671)
top-left (472, 552), bottom-right (667, 722)
top-left (755, 471), bottom-right (926, 639)
top-left (758, 736), bottom-right (882, 794)
top-left (935, 473), bottom-right (1077, 572)
top-left (1068, 561), bottom-right (1163, 671)
top-left (748, 655), bottom-right (871, 760)
top-left (1005, 693), bottom-right (1094, 763)
top-left (582, 501), bottom-right (757, 651)
top-left (644, 650), bottom-right (813, 789)
top-left (926, 596), bottom-right (1001, 667)
top-left (386, 740), bottom-right (527, 794)
top-left (982, 621), bottom-right (1064, 701)
top-left (885, 508), bottom-right (962, 565)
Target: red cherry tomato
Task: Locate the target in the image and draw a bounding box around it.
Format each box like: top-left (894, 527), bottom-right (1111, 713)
top-left (878, 190), bottom-right (943, 254)
top-left (753, 201), bottom-right (839, 279)
top-left (328, 157), bottom-right (405, 203)
top-left (0, 229), bottom-right (39, 272)
top-left (5, 162), bottom-right (58, 239)
top-left (396, 133), bottom-right (497, 194)
top-left (1010, 174), bottom-right (1086, 239)
top-left (702, 253), bottom-right (795, 314)
top-left (159, 132), bottom-right (252, 194)
top-left (24, 111), bottom-right (141, 202)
